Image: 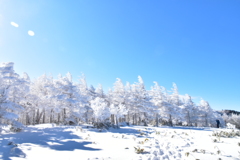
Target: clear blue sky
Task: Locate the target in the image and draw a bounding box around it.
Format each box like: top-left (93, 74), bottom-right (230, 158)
top-left (0, 0), bottom-right (239, 110)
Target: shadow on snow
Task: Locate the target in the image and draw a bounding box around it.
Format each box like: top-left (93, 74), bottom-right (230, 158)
top-left (0, 126), bottom-right (101, 160)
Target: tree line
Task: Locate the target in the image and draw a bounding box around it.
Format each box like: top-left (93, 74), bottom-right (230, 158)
top-left (0, 62), bottom-right (225, 128)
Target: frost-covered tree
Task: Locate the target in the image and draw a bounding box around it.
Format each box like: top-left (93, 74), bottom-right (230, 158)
top-left (53, 73), bottom-right (86, 124)
top-left (16, 72), bottom-right (31, 125)
top-left (149, 82), bottom-right (164, 127)
top-left (0, 61), bottom-right (226, 128)
top-left (170, 83), bottom-right (180, 106)
top-left (0, 62), bottom-right (24, 127)
top-left (128, 76), bottom-right (153, 125)
top-left (180, 94), bottom-right (197, 126)
top-left (29, 74), bottom-right (55, 124)
top-left (110, 103), bottom-right (128, 127)
top-left (154, 84), bottom-right (180, 126)
top-left (78, 74), bottom-right (92, 124)
top-left (96, 84), bottom-right (105, 99)
top-left (222, 113), bottom-right (239, 129)
top-left (112, 78), bottom-right (125, 104)
top-left (90, 97), bottom-right (110, 123)
top-left (108, 78), bottom-right (128, 125)
top-left (198, 99), bottom-right (215, 127)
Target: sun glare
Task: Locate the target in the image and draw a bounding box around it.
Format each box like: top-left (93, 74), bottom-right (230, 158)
top-left (28, 30), bottom-right (35, 36)
top-left (10, 21), bottom-right (19, 27)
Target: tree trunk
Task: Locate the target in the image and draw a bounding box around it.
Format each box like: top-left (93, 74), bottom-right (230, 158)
top-left (116, 116), bottom-right (119, 127)
top-left (36, 109), bottom-right (39, 124)
top-left (139, 116), bottom-right (141, 125)
top-left (85, 109), bottom-right (88, 123)
top-left (135, 113), bottom-right (138, 125)
top-left (33, 109), bottom-right (35, 125)
top-left (26, 113), bottom-right (30, 125)
top-left (43, 109), bottom-right (45, 123)
top-left (205, 114), bottom-right (208, 127)
top-left (133, 114), bottom-right (135, 125)
top-left (110, 114), bottom-right (114, 124)
top-left (156, 113), bottom-right (159, 127)
top-left (169, 114), bottom-right (173, 127)
top-left (63, 108), bottom-right (66, 121)
top-left (58, 113), bottom-right (60, 123)
top-left (50, 109), bottom-right (53, 123)
top-left (37, 111), bottom-right (44, 124)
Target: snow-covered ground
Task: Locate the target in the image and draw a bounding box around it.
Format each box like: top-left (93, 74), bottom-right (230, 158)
top-left (0, 124), bottom-right (240, 160)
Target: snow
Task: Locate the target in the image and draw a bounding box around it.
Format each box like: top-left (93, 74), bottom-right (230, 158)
top-left (1, 124), bottom-right (239, 160)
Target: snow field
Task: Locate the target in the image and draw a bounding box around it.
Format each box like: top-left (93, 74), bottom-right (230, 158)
top-left (0, 124), bottom-right (240, 160)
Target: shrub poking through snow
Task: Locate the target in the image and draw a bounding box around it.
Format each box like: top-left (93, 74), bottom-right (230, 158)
top-left (155, 131), bottom-right (160, 135)
top-left (200, 149), bottom-right (205, 154)
top-left (185, 152), bottom-right (190, 157)
top-left (134, 146), bottom-right (144, 154)
top-left (8, 141), bottom-right (18, 146)
top-left (8, 141), bottom-right (13, 145)
top-left (140, 132), bottom-right (145, 136)
top-left (214, 146), bottom-right (223, 155)
top-left (93, 122), bottom-right (115, 130)
top-left (212, 130), bottom-right (240, 138)
top-left (10, 126), bottom-right (22, 132)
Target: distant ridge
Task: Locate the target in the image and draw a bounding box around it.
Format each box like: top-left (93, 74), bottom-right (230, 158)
top-left (220, 109), bottom-right (240, 115)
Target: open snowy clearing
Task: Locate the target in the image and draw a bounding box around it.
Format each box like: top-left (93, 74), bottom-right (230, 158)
top-left (0, 124), bottom-right (240, 160)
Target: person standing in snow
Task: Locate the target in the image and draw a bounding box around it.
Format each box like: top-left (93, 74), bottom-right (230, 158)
top-left (216, 119), bottom-right (220, 128)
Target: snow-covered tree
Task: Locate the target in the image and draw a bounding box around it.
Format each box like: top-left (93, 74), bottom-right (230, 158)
top-left (53, 73), bottom-right (86, 124)
top-left (198, 99), bottom-right (215, 127)
top-left (129, 76), bottom-right (153, 125)
top-left (170, 83), bottom-right (180, 106)
top-left (110, 103), bottom-right (128, 127)
top-left (179, 94), bottom-right (197, 126)
top-left (150, 81), bottom-right (164, 126)
top-left (222, 113), bottom-right (239, 129)
top-left (29, 74), bottom-right (55, 124)
top-left (77, 74), bottom-right (92, 124)
top-left (0, 62), bottom-right (24, 127)
top-left (0, 61), bottom-right (225, 129)
top-left (96, 84), bottom-right (105, 99)
top-left (109, 78), bottom-right (127, 125)
top-left (90, 97), bottom-right (110, 123)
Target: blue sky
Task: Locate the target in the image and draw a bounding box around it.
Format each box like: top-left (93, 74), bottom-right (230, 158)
top-left (0, 0), bottom-right (239, 110)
